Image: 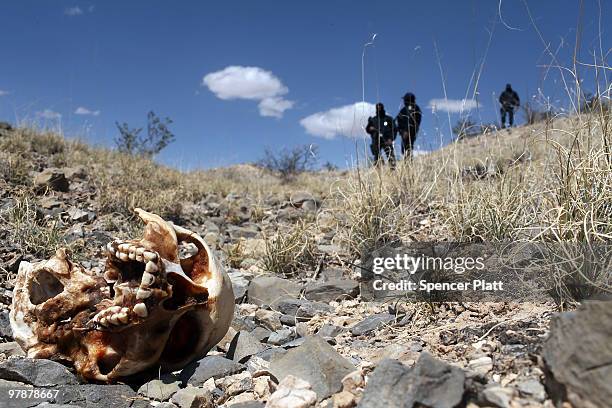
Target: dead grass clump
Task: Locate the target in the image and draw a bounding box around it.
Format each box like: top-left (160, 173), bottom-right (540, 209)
top-left (262, 220), bottom-right (320, 277)
top-left (0, 192), bottom-right (63, 258)
top-left (93, 154), bottom-right (202, 220)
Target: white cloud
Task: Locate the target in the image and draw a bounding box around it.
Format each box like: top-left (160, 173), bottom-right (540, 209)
top-left (258, 97), bottom-right (294, 118)
top-left (202, 65), bottom-right (293, 118)
top-left (0, 90), bottom-right (9, 96)
top-left (300, 102), bottom-right (376, 140)
top-left (75, 106), bottom-right (100, 116)
top-left (64, 6), bottom-right (83, 16)
top-left (428, 98), bottom-right (479, 113)
top-left (37, 109), bottom-right (62, 120)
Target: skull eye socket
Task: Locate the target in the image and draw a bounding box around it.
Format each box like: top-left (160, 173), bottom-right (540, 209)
top-left (29, 270), bottom-right (64, 304)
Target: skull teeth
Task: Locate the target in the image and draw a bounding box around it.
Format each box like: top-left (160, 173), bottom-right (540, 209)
top-left (133, 303), bottom-right (148, 317)
top-left (143, 251), bottom-right (157, 262)
top-left (141, 272), bottom-right (155, 287)
top-left (136, 288), bottom-right (152, 299)
top-left (145, 261), bottom-right (158, 273)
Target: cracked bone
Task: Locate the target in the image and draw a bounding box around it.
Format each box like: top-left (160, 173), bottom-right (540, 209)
top-left (10, 208), bottom-right (234, 383)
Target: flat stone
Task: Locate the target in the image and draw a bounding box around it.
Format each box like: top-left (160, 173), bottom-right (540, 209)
top-left (274, 299), bottom-right (333, 320)
top-left (170, 385), bottom-right (213, 408)
top-left (0, 341), bottom-right (25, 357)
top-left (249, 327), bottom-right (271, 342)
top-left (267, 328), bottom-right (294, 346)
top-left (542, 300), bottom-right (612, 408)
top-left (227, 402), bottom-right (264, 408)
top-left (254, 309), bottom-right (282, 331)
top-left (0, 358), bottom-right (78, 386)
top-left (517, 379), bottom-right (546, 402)
top-left (266, 375), bottom-right (317, 408)
top-left (247, 276), bottom-right (302, 307)
top-left (304, 279), bottom-right (359, 302)
top-left (55, 384), bottom-right (137, 408)
top-left (34, 168), bottom-right (69, 192)
top-left (137, 375), bottom-right (181, 401)
top-left (480, 386), bottom-right (514, 408)
top-left (468, 356), bottom-right (493, 375)
top-left (227, 330), bottom-right (268, 363)
top-left (62, 166), bottom-right (87, 180)
top-left (349, 313), bottom-right (394, 336)
top-left (269, 336), bottom-right (354, 401)
top-left (316, 324), bottom-right (345, 339)
top-left (181, 355), bottom-right (245, 387)
top-left (358, 353), bottom-right (466, 408)
top-left (67, 207), bottom-right (89, 222)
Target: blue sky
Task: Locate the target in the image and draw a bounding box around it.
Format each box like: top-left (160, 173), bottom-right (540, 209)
top-left (0, 1), bottom-right (610, 169)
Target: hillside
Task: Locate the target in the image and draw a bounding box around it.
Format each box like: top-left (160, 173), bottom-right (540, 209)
top-left (0, 113), bottom-right (610, 407)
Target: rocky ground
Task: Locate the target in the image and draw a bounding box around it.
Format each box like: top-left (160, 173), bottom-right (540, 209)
top-left (0, 121), bottom-right (610, 408)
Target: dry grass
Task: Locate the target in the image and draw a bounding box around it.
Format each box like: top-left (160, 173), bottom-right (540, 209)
top-left (0, 106), bottom-right (609, 305)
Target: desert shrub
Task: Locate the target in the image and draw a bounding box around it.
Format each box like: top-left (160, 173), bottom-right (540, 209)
top-left (262, 220), bottom-right (320, 277)
top-left (115, 111), bottom-right (175, 156)
top-left (257, 145), bottom-right (318, 181)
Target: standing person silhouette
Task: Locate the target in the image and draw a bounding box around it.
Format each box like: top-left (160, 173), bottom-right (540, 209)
top-left (395, 92), bottom-right (422, 158)
top-left (499, 84), bottom-right (520, 129)
top-left (365, 103), bottom-right (397, 168)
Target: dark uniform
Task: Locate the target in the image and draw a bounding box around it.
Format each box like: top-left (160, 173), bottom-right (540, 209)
top-left (499, 84), bottom-right (520, 128)
top-left (395, 93), bottom-right (422, 158)
top-left (365, 103), bottom-right (396, 167)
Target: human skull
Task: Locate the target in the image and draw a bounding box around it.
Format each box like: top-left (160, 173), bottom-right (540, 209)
top-left (10, 208), bottom-right (234, 382)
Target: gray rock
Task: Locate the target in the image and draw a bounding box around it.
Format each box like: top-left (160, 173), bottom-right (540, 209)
top-left (304, 279), bottom-right (359, 302)
top-left (181, 355), bottom-right (245, 386)
top-left (0, 341), bottom-right (25, 357)
top-left (282, 337), bottom-right (306, 349)
top-left (249, 327), bottom-right (271, 342)
top-left (151, 403), bottom-right (179, 408)
top-left (56, 384), bottom-right (137, 408)
top-left (62, 223), bottom-right (84, 244)
top-left (267, 328), bottom-right (294, 345)
top-left (254, 309), bottom-right (282, 331)
top-left (228, 270), bottom-right (250, 302)
top-left (227, 225), bottom-right (259, 240)
top-left (480, 386), bottom-right (513, 408)
top-left (316, 324), bottom-right (345, 339)
top-left (34, 404), bottom-right (83, 408)
top-left (349, 313), bottom-right (394, 336)
top-left (274, 299), bottom-right (333, 320)
top-left (247, 276), bottom-right (302, 307)
top-left (358, 353), bottom-right (465, 408)
top-left (227, 402), bottom-right (264, 408)
top-left (256, 347), bottom-right (287, 362)
top-left (170, 386), bottom-right (213, 408)
top-left (67, 207), bottom-right (89, 222)
top-left (0, 309), bottom-right (13, 338)
top-left (289, 192), bottom-right (319, 210)
top-left (0, 358), bottom-right (78, 386)
top-left (138, 375), bottom-right (181, 401)
top-left (34, 168), bottom-right (69, 192)
top-left (542, 300), bottom-right (612, 408)
top-left (62, 166), bottom-right (87, 180)
top-left (517, 379), bottom-right (546, 402)
top-left (227, 330), bottom-right (267, 363)
top-left (269, 336), bottom-right (354, 401)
